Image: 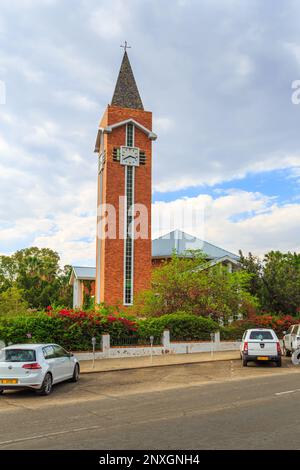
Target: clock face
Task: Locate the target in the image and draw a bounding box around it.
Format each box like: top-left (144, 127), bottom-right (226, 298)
top-left (120, 146), bottom-right (140, 166)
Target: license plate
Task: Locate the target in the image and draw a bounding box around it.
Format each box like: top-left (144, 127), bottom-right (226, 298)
top-left (0, 379), bottom-right (18, 385)
top-left (257, 356), bottom-right (269, 361)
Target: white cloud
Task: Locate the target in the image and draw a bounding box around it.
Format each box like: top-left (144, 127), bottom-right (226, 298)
top-left (153, 190), bottom-right (300, 257)
top-left (1, 0), bottom-right (57, 7)
top-left (24, 121), bottom-right (60, 146)
top-left (248, 154), bottom-right (300, 175)
top-left (0, 55), bottom-right (44, 83)
top-left (90, 1), bottom-right (131, 39)
top-left (0, 218), bottom-right (53, 243)
top-left (1, 189), bottom-right (299, 267)
top-left (285, 42), bottom-right (300, 67)
top-left (235, 54), bottom-right (254, 79)
top-left (34, 190), bottom-right (300, 264)
top-left (53, 90), bottom-right (98, 111)
top-left (33, 213), bottom-right (95, 266)
top-left (153, 154), bottom-right (300, 192)
top-left (154, 116), bottom-right (175, 133)
top-left (0, 111), bottom-right (16, 125)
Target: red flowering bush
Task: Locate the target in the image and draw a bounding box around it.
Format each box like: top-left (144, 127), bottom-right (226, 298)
top-left (33, 307), bottom-right (138, 350)
top-left (221, 314), bottom-right (297, 340)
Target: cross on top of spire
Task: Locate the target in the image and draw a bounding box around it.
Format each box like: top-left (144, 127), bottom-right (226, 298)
top-left (120, 41), bottom-right (131, 53)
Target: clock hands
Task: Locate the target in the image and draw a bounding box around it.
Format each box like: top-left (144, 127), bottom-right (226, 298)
top-left (123, 154), bottom-right (137, 161)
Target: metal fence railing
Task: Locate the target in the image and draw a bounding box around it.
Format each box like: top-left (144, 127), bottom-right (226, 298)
top-left (110, 336), bottom-right (162, 348)
top-left (170, 336), bottom-right (211, 343)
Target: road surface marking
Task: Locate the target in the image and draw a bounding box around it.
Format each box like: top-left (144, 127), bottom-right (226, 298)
top-left (0, 425), bottom-right (102, 446)
top-left (275, 389), bottom-right (300, 396)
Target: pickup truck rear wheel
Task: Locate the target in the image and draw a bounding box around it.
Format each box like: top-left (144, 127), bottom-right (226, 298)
top-left (283, 343), bottom-right (291, 356)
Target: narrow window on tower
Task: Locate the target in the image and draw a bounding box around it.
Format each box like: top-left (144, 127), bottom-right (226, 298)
top-left (126, 123), bottom-right (134, 147)
top-left (124, 123), bottom-right (135, 305)
top-left (124, 166), bottom-right (134, 305)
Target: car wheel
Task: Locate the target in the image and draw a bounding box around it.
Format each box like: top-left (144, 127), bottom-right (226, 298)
top-left (70, 364), bottom-right (80, 383)
top-left (0, 389), bottom-right (3, 395)
top-left (292, 349), bottom-right (300, 365)
top-left (37, 373), bottom-right (53, 396)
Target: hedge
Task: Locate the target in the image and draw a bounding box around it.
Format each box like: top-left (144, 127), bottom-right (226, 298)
top-left (0, 309), bottom-right (295, 350)
top-left (0, 309), bottom-right (219, 350)
top-left (138, 312), bottom-right (218, 341)
top-left (0, 310), bottom-right (138, 351)
top-left (220, 325), bottom-right (244, 341)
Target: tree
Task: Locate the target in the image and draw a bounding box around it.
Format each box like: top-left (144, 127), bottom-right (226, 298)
top-left (239, 250), bottom-right (263, 298)
top-left (0, 287), bottom-right (28, 316)
top-left (240, 250), bottom-right (300, 315)
top-left (13, 247), bottom-right (61, 308)
top-left (0, 248), bottom-right (73, 309)
top-left (56, 265), bottom-right (73, 308)
top-left (0, 255), bottom-right (17, 293)
top-left (131, 251), bottom-right (258, 323)
top-left (262, 251), bottom-right (300, 314)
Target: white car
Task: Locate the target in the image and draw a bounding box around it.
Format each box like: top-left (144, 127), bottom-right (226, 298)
top-left (0, 344), bottom-right (80, 396)
top-left (240, 329), bottom-right (282, 367)
top-left (282, 324), bottom-right (300, 356)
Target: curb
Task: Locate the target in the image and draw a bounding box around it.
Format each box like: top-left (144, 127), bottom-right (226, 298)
top-left (80, 355), bottom-right (240, 375)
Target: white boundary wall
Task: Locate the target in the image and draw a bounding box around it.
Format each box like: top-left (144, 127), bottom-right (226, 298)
top-left (75, 330), bottom-right (241, 361)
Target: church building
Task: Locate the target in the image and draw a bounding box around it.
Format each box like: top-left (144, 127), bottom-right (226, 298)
top-left (70, 49), bottom-right (240, 309)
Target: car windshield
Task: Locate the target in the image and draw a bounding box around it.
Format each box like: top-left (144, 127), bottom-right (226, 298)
top-left (249, 331), bottom-right (273, 340)
top-left (0, 349), bottom-right (36, 362)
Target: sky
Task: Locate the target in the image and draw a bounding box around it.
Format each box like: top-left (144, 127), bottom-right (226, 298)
top-left (1, 0), bottom-right (300, 266)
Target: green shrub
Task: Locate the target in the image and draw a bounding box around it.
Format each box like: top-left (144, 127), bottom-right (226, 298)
top-left (220, 325), bottom-right (244, 341)
top-left (0, 308), bottom-right (138, 351)
top-left (139, 312), bottom-right (219, 342)
top-left (0, 309), bottom-right (219, 350)
top-left (0, 313), bottom-right (65, 346)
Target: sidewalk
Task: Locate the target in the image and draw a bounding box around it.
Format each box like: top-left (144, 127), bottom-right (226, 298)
top-left (80, 350), bottom-right (240, 374)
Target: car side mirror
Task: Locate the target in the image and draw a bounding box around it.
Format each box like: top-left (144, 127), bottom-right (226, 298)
top-left (68, 352), bottom-right (74, 358)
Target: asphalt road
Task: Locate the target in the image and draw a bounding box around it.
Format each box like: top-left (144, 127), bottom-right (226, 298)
top-left (1, 358), bottom-right (300, 450)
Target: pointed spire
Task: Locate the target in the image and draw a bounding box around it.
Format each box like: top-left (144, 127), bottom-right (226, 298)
top-left (111, 51), bottom-right (144, 110)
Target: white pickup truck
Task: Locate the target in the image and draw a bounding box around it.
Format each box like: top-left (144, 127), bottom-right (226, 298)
top-left (240, 328), bottom-right (282, 367)
top-left (282, 324), bottom-right (300, 356)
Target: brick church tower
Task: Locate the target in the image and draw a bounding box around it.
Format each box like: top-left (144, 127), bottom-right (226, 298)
top-left (94, 50), bottom-right (157, 306)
